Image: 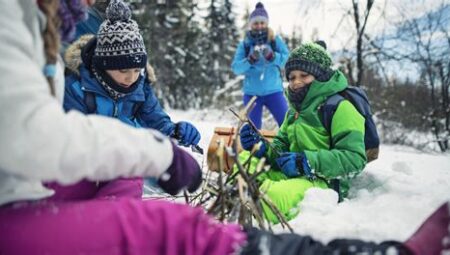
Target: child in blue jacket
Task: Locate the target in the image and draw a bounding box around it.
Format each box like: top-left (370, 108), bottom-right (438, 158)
top-left (62, 3), bottom-right (200, 197)
top-left (231, 2), bottom-right (290, 129)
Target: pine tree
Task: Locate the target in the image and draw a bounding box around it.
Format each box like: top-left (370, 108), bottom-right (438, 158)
top-left (289, 25), bottom-right (303, 50)
top-left (201, 0), bottom-right (240, 106)
top-left (133, 0), bottom-right (206, 109)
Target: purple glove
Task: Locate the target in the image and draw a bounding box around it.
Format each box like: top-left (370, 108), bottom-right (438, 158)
top-left (247, 46), bottom-right (261, 64)
top-left (157, 142), bottom-right (202, 195)
top-left (262, 45), bottom-right (274, 61)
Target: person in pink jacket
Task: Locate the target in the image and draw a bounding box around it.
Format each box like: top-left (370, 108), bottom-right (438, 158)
top-left (0, 1), bottom-right (446, 255)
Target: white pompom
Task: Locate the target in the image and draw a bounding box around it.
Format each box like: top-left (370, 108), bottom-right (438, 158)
top-left (106, 0), bottom-right (131, 22)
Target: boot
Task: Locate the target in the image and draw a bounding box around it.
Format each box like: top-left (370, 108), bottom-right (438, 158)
top-left (240, 227), bottom-right (413, 255)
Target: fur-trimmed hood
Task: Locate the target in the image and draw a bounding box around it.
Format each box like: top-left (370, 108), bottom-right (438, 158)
top-left (64, 34), bottom-right (157, 83)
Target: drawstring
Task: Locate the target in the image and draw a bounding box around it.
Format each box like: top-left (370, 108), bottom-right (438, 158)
top-left (43, 64), bottom-right (56, 78)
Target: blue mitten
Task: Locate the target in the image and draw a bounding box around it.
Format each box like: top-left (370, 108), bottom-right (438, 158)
top-left (240, 124), bottom-right (260, 150)
top-left (175, 121), bottom-right (201, 146)
top-left (275, 152), bottom-right (313, 178)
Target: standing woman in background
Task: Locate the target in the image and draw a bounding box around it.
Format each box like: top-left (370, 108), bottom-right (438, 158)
top-left (231, 2), bottom-right (290, 129)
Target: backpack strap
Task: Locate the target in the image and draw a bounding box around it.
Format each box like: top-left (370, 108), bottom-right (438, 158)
top-left (320, 94), bottom-right (346, 203)
top-left (320, 93), bottom-right (345, 133)
top-left (84, 91), bottom-right (97, 114)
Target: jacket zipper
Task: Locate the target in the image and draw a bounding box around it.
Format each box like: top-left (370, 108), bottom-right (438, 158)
top-left (113, 100), bottom-right (118, 117)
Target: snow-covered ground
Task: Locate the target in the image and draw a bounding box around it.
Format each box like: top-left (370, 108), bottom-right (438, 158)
top-left (168, 108), bottom-right (450, 244)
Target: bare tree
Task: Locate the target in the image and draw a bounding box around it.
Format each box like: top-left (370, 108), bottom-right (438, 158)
top-left (351, 0), bottom-right (375, 86)
top-left (375, 1), bottom-right (450, 151)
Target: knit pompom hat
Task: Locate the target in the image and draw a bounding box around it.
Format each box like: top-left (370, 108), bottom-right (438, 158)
top-left (249, 2), bottom-right (269, 25)
top-left (285, 41), bottom-right (334, 82)
top-left (92, 0), bottom-right (147, 70)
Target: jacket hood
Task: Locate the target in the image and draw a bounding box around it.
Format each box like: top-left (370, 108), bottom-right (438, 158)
top-left (64, 34), bottom-right (157, 83)
top-left (64, 34), bottom-right (95, 76)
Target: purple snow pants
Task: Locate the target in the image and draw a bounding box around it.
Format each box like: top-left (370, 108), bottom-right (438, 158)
top-left (44, 177), bottom-right (144, 201)
top-left (243, 91), bottom-right (288, 129)
top-left (0, 179), bottom-right (246, 255)
top-left (404, 201), bottom-right (450, 255)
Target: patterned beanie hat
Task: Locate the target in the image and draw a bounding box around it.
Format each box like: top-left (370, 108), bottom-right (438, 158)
top-left (92, 0), bottom-right (147, 70)
top-left (285, 41), bottom-right (334, 82)
top-left (249, 2), bottom-right (269, 25)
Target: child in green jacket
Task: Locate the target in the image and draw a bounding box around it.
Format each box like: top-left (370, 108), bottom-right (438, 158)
top-left (239, 41), bottom-right (367, 223)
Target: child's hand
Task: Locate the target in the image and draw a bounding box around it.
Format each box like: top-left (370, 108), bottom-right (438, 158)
top-left (175, 122), bottom-right (201, 146)
top-left (275, 152), bottom-right (301, 177)
top-left (275, 152), bottom-right (314, 178)
top-left (156, 142), bottom-right (202, 195)
top-left (248, 46), bottom-right (261, 64)
top-left (240, 124), bottom-right (260, 150)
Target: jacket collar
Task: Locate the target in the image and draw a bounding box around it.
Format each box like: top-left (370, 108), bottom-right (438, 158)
top-left (79, 65), bottom-right (147, 102)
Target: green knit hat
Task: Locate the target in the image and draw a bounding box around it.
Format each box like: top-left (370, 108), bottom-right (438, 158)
top-left (285, 41), bottom-right (334, 82)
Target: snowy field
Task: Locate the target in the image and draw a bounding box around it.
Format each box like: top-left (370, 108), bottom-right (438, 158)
top-left (168, 108), bottom-right (450, 244)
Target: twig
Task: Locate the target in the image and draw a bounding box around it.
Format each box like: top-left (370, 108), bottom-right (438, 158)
top-left (197, 96), bottom-right (294, 233)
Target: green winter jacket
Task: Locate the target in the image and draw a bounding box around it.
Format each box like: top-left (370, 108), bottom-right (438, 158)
top-left (267, 70), bottom-right (367, 197)
top-left (235, 70), bottom-right (367, 223)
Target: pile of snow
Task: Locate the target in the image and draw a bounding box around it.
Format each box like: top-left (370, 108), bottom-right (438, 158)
top-left (285, 146), bottom-right (450, 243)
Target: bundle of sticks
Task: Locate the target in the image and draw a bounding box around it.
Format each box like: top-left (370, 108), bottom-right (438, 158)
top-left (193, 97), bottom-right (293, 232)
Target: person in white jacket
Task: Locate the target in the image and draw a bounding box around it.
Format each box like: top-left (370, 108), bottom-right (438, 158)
top-left (0, 0), bottom-right (248, 254)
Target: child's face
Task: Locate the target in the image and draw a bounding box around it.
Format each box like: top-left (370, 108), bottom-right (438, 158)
top-left (251, 21), bottom-right (267, 31)
top-left (106, 69), bottom-right (142, 88)
top-left (288, 70), bottom-right (315, 91)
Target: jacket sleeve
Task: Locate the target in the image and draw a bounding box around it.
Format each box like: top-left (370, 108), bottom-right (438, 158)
top-left (270, 35), bottom-right (290, 69)
top-left (231, 41), bottom-right (252, 75)
top-left (266, 111), bottom-right (291, 165)
top-left (136, 84), bottom-right (175, 136)
top-left (63, 77), bottom-right (88, 113)
top-left (0, 2), bottom-right (173, 185)
top-left (304, 101), bottom-right (367, 179)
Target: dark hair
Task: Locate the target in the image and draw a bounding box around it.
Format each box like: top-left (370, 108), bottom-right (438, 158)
top-left (37, 0), bottom-right (61, 97)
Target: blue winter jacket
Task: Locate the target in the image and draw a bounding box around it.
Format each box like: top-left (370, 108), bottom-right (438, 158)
top-left (63, 65), bottom-right (175, 136)
top-left (231, 33), bottom-right (289, 96)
